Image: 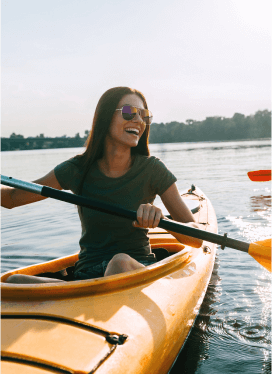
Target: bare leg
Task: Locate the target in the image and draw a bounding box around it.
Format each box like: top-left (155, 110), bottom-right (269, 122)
top-left (104, 253), bottom-right (145, 277)
top-left (5, 274), bottom-right (65, 284)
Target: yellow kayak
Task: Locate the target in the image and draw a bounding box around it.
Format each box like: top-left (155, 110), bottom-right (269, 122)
top-left (1, 186), bottom-right (217, 374)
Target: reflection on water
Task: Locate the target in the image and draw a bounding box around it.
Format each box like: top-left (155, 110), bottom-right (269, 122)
top-left (165, 143), bottom-right (271, 153)
top-left (150, 139), bottom-right (271, 154)
top-left (170, 256), bottom-right (221, 374)
top-left (250, 195), bottom-right (271, 212)
top-left (1, 139), bottom-right (271, 374)
top-left (172, 247), bottom-right (271, 374)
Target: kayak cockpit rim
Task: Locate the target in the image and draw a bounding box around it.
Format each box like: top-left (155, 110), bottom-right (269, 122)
top-left (0, 246), bottom-right (201, 300)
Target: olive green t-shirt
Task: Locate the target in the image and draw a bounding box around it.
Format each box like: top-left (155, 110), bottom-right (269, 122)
top-left (54, 155), bottom-right (177, 272)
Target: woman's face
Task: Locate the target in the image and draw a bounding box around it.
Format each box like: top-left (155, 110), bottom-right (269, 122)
top-left (106, 94), bottom-right (146, 149)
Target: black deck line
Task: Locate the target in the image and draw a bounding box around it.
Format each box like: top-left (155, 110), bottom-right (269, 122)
top-left (2, 314), bottom-right (125, 373)
top-left (1, 313), bottom-right (113, 338)
top-left (1, 354), bottom-right (73, 374)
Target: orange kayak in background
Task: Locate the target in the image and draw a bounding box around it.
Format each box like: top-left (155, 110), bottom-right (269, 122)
top-left (1, 186), bottom-right (217, 374)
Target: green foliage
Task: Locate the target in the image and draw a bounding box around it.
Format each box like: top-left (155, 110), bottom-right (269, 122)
top-left (1, 110), bottom-right (270, 151)
top-left (149, 110), bottom-right (271, 143)
top-left (10, 133), bottom-right (24, 139)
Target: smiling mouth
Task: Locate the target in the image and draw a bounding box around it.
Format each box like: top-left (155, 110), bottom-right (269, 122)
top-left (125, 128), bottom-right (140, 136)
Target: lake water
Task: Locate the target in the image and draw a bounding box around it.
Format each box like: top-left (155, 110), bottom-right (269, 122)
top-left (1, 139), bottom-right (271, 374)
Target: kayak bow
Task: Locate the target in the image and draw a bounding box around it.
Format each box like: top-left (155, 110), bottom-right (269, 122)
top-left (1, 184), bottom-right (217, 374)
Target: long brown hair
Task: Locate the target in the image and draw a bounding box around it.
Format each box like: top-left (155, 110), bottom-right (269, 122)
top-left (76, 87), bottom-right (151, 194)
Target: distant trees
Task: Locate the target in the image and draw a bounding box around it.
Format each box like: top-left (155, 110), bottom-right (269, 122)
top-left (149, 110), bottom-right (271, 143)
top-left (2, 110), bottom-right (270, 151)
top-left (10, 133), bottom-right (24, 139)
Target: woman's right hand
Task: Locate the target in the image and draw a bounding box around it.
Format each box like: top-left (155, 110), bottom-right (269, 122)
top-left (132, 203), bottom-right (164, 229)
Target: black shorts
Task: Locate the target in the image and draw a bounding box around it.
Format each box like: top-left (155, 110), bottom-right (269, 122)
top-left (74, 258), bottom-right (157, 280)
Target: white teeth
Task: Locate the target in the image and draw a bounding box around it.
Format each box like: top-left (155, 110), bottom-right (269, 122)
top-left (125, 128), bottom-right (140, 135)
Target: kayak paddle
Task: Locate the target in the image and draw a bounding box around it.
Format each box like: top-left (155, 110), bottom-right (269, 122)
top-left (247, 170), bottom-right (271, 182)
top-left (1, 175), bottom-right (271, 272)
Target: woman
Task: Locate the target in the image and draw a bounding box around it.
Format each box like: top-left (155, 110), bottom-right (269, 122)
top-left (1, 87), bottom-right (202, 283)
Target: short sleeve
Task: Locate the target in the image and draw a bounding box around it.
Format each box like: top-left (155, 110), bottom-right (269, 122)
top-left (54, 158), bottom-right (82, 192)
top-left (150, 157), bottom-right (177, 196)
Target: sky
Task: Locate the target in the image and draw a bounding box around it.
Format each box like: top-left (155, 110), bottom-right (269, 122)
top-left (1, 0), bottom-right (271, 138)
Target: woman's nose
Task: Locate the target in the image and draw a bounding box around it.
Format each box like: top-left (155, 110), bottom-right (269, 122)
top-left (133, 110), bottom-right (143, 123)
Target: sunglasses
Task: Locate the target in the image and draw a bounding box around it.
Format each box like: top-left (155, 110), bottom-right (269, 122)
top-left (116, 105), bottom-right (153, 125)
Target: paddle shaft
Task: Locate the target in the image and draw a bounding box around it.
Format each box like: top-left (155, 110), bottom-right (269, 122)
top-left (1, 175), bottom-right (250, 254)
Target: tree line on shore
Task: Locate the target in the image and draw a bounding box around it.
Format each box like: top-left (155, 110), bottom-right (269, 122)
top-left (149, 110), bottom-right (271, 143)
top-left (1, 110), bottom-right (271, 151)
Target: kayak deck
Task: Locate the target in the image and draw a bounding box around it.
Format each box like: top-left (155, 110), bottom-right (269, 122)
top-left (1, 186), bottom-right (217, 374)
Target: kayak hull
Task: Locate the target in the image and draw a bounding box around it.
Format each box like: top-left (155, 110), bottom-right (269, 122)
top-left (1, 187), bottom-right (217, 374)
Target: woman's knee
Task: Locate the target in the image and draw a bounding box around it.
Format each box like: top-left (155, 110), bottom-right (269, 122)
top-left (109, 253), bottom-right (132, 266)
top-left (108, 253), bottom-right (143, 271)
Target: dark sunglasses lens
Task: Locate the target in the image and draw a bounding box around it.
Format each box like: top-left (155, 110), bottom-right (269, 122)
top-left (122, 105), bottom-right (136, 120)
top-left (121, 106), bottom-right (153, 124)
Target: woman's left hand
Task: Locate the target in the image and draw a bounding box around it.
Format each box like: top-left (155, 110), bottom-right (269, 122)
top-left (133, 204), bottom-right (163, 229)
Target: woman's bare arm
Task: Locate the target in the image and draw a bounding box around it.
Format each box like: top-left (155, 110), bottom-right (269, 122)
top-left (1, 170), bottom-right (62, 209)
top-left (161, 183), bottom-right (203, 248)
